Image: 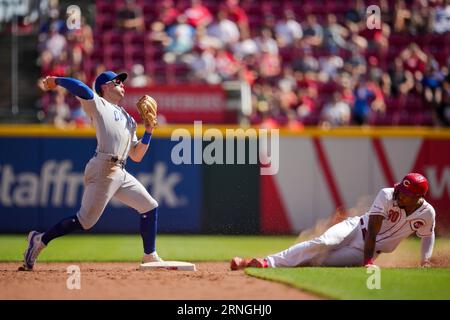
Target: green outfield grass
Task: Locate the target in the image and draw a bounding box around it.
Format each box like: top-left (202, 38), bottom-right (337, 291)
top-left (0, 234), bottom-right (296, 262)
top-left (246, 267), bottom-right (450, 300)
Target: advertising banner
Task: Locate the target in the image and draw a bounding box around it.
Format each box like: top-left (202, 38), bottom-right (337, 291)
top-left (0, 137), bottom-right (202, 233)
top-left (122, 85), bottom-right (227, 123)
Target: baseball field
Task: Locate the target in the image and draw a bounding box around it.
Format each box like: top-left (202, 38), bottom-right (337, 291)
top-left (1, 234), bottom-right (450, 300)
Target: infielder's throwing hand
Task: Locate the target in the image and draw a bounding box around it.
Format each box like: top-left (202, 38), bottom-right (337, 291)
top-left (231, 173), bottom-right (436, 270)
top-left (42, 76), bottom-right (57, 90)
top-left (19, 71), bottom-right (163, 271)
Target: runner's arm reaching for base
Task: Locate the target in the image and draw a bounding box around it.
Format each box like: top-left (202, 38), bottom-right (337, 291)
top-left (420, 232), bottom-right (435, 267)
top-left (363, 215), bottom-right (384, 266)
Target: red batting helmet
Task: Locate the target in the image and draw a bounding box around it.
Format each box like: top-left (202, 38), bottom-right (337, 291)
top-left (394, 173), bottom-right (429, 197)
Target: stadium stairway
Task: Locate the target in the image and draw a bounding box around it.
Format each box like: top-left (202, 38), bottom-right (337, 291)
top-left (0, 31), bottom-right (42, 123)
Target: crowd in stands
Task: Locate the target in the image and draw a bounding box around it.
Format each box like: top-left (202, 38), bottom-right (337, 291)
top-left (36, 0), bottom-right (450, 127)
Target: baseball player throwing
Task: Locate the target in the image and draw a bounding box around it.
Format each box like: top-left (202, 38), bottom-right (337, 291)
top-left (231, 173), bottom-right (436, 269)
top-left (19, 71), bottom-right (162, 271)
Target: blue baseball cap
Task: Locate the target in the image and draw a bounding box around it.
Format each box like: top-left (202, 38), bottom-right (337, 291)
top-left (94, 71), bottom-right (128, 95)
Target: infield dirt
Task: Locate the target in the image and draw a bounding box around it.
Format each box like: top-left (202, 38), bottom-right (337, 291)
top-left (0, 262), bottom-right (320, 300)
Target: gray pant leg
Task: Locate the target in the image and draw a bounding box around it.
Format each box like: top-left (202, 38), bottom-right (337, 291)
top-left (113, 170), bottom-right (158, 214)
top-left (77, 160), bottom-right (122, 229)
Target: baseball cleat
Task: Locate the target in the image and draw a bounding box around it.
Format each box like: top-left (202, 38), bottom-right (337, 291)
top-left (142, 251), bottom-right (164, 263)
top-left (247, 258), bottom-right (269, 268)
top-left (19, 231), bottom-right (46, 271)
top-left (230, 256), bottom-right (249, 270)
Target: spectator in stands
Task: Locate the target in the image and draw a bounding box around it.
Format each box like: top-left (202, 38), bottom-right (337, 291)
top-left (47, 52), bottom-right (70, 78)
top-left (367, 74), bottom-right (387, 114)
top-left (320, 92), bottom-right (351, 127)
top-left (66, 17), bottom-right (93, 69)
top-left (149, 21), bottom-right (171, 46)
top-left (164, 14), bottom-right (196, 63)
top-left (319, 55), bottom-right (344, 82)
top-left (389, 57), bottom-right (415, 97)
top-left (256, 28), bottom-right (279, 56)
top-left (352, 78), bottom-right (375, 125)
top-left (43, 21), bottom-right (67, 59)
top-left (302, 15), bottom-right (323, 47)
top-left (399, 43), bottom-right (428, 88)
top-left (207, 10), bottom-right (240, 46)
top-left (231, 32), bottom-right (259, 59)
top-left (68, 71), bottom-right (91, 127)
top-left (274, 9), bottom-right (303, 48)
top-left (421, 59), bottom-right (444, 106)
top-left (411, 1), bottom-right (433, 34)
top-left (116, 0), bottom-right (145, 32)
top-left (38, 50), bottom-right (54, 77)
top-left (215, 47), bottom-right (240, 81)
top-left (296, 86), bottom-right (319, 120)
top-left (158, 0), bottom-right (180, 29)
top-left (293, 51), bottom-right (319, 73)
top-left (322, 14), bottom-right (349, 55)
top-left (258, 83), bottom-right (281, 129)
top-left (278, 76), bottom-right (298, 115)
top-left (221, 0), bottom-right (249, 38)
top-left (47, 90), bottom-right (71, 128)
top-left (345, 51), bottom-right (367, 79)
top-left (345, 0), bottom-right (366, 29)
top-left (259, 46), bottom-right (281, 82)
top-left (432, 0), bottom-right (450, 34)
top-left (394, 0), bottom-right (413, 33)
top-left (191, 46), bottom-right (221, 84)
top-left (130, 64), bottom-right (152, 87)
top-left (346, 23), bottom-right (368, 53)
top-left (240, 57), bottom-right (258, 86)
top-left (251, 83), bottom-right (276, 126)
top-left (184, 0), bottom-right (213, 30)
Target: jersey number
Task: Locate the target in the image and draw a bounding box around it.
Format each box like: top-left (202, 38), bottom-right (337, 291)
top-left (388, 210), bottom-right (400, 223)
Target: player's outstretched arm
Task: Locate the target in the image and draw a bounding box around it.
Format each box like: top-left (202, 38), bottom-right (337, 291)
top-left (420, 232), bottom-right (435, 267)
top-left (42, 76), bottom-right (94, 100)
top-left (363, 215), bottom-right (384, 266)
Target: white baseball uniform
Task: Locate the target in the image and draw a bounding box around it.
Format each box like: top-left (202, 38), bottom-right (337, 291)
top-left (76, 94), bottom-right (158, 229)
top-left (266, 188), bottom-right (436, 267)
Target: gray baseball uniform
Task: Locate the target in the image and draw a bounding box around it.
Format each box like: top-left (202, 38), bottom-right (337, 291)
top-left (76, 94), bottom-right (158, 229)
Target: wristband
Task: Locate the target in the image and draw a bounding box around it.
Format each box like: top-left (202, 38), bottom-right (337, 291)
top-left (141, 132), bottom-right (152, 145)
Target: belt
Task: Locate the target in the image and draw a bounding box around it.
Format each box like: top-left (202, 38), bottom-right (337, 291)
top-left (94, 152), bottom-right (126, 166)
top-left (360, 218), bottom-right (367, 240)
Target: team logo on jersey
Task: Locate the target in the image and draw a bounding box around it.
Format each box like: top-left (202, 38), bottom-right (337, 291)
top-left (410, 219), bottom-right (426, 231)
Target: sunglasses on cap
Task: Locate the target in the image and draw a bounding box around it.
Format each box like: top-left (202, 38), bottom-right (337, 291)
top-left (108, 78), bottom-right (123, 86)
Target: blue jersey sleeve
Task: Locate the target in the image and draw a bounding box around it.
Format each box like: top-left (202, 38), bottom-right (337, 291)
top-left (55, 77), bottom-right (94, 100)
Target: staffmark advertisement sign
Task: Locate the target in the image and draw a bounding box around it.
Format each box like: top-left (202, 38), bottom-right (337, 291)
top-left (0, 137), bottom-right (201, 233)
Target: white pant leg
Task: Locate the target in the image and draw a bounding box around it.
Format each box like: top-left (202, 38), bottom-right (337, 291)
top-left (77, 159), bottom-right (123, 229)
top-left (266, 216), bottom-right (361, 267)
top-left (113, 170), bottom-right (158, 214)
top-left (320, 246), bottom-right (364, 266)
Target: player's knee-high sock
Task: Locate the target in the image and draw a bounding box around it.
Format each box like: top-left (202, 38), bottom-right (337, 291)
top-left (41, 215), bottom-right (83, 245)
top-left (140, 207), bottom-right (158, 254)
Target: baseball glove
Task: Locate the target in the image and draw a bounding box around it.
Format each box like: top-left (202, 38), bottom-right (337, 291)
top-left (136, 95), bottom-right (158, 127)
